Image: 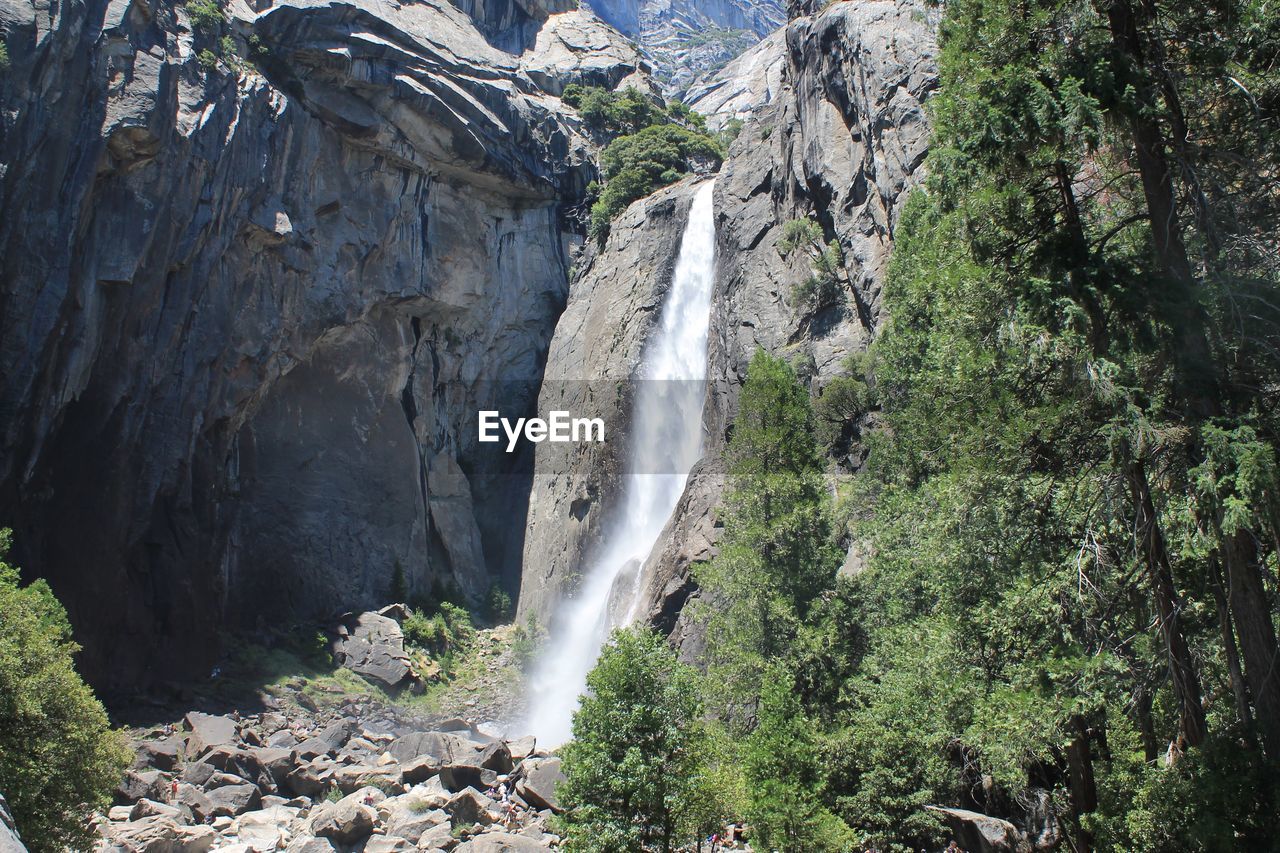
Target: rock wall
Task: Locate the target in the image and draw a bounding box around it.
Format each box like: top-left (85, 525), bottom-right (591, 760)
top-left (583, 0), bottom-right (785, 96)
top-left (517, 0), bottom-right (938, 646)
top-left (0, 0), bottom-right (635, 689)
top-left (517, 178), bottom-right (702, 622)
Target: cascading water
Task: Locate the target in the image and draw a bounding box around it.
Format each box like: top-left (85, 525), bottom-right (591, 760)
top-left (524, 180), bottom-right (718, 748)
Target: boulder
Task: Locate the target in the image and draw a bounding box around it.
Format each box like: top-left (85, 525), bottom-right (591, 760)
top-left (333, 612), bottom-right (416, 690)
top-left (116, 769), bottom-right (168, 805)
top-left (205, 783), bottom-right (262, 817)
top-left (390, 731), bottom-right (479, 765)
top-left (401, 754), bottom-right (441, 784)
top-left (331, 763), bottom-right (404, 795)
top-left (515, 757), bottom-right (565, 813)
top-left (385, 803), bottom-right (449, 843)
top-left (128, 798), bottom-right (188, 822)
top-left (180, 761), bottom-right (217, 788)
top-left (363, 837), bottom-right (414, 852)
top-left (926, 805), bottom-right (1030, 852)
top-left (285, 762), bottom-right (334, 799)
top-left (505, 736), bottom-right (536, 761)
top-left (134, 736), bottom-right (183, 772)
top-left (250, 746), bottom-right (296, 789)
top-left (416, 821), bottom-right (458, 850)
top-left (309, 795), bottom-right (377, 845)
top-left (476, 742), bottom-right (514, 774)
top-left (174, 784), bottom-right (214, 822)
top-left (445, 788), bottom-right (497, 828)
top-left (198, 745), bottom-right (270, 790)
top-left (453, 834), bottom-right (548, 853)
top-left (183, 712), bottom-right (238, 757)
top-left (286, 838), bottom-right (339, 853)
top-left (234, 805), bottom-right (301, 848)
top-left (104, 816), bottom-right (218, 852)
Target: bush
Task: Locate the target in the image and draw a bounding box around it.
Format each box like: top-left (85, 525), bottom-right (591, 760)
top-left (402, 601), bottom-right (475, 677)
top-left (777, 219), bottom-right (843, 310)
top-left (511, 614), bottom-right (546, 672)
top-left (486, 584), bottom-right (513, 622)
top-left (184, 0), bottom-right (225, 33)
top-left (561, 85), bottom-right (723, 241)
top-left (559, 628), bottom-right (714, 852)
top-left (589, 124), bottom-right (723, 238)
top-left (0, 530), bottom-right (130, 851)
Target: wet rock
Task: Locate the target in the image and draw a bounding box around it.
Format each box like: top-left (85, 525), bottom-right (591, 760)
top-left (505, 736), bottom-right (537, 761)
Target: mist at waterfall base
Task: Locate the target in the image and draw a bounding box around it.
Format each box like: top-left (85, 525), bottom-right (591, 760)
top-left (523, 180), bottom-right (718, 749)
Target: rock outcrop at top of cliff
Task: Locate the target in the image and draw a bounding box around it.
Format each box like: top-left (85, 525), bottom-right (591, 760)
top-left (517, 0), bottom-right (938, 645)
top-left (0, 0), bottom-right (639, 690)
top-left (584, 0), bottom-right (786, 97)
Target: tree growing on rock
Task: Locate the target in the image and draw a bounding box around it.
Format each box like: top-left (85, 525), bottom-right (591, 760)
top-left (0, 529), bottom-right (129, 852)
top-left (558, 627), bottom-right (715, 853)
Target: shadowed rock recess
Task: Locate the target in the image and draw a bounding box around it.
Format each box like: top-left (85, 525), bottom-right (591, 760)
top-left (0, 0), bottom-right (639, 689)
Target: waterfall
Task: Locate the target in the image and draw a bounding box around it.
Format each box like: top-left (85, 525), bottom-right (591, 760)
top-left (524, 180), bottom-right (718, 748)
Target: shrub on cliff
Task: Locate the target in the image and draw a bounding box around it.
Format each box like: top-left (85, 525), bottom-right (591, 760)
top-left (0, 529), bottom-right (129, 852)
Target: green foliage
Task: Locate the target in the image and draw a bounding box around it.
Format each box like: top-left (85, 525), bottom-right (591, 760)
top-left (511, 614), bottom-right (545, 672)
top-left (717, 118), bottom-right (745, 149)
top-left (184, 0), bottom-right (225, 33)
top-left (197, 49), bottom-right (219, 71)
top-left (0, 43), bottom-right (9, 71)
top-left (390, 560), bottom-right (408, 604)
top-left (590, 124), bottom-right (723, 239)
top-left (402, 601), bottom-right (474, 676)
top-left (778, 219), bottom-right (844, 310)
top-left (562, 85), bottom-right (723, 240)
top-left (486, 583), bottom-right (513, 622)
top-left (744, 675), bottom-right (853, 852)
top-left (696, 350), bottom-right (840, 711)
top-left (813, 353), bottom-right (876, 454)
top-left (559, 628), bottom-right (717, 853)
top-left (0, 530), bottom-right (130, 852)
top-left (777, 218), bottom-right (823, 256)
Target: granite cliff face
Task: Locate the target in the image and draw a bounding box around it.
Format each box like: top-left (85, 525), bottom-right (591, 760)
top-left (583, 0), bottom-right (785, 96)
top-left (517, 0), bottom-right (938, 646)
top-left (0, 0), bottom-right (638, 688)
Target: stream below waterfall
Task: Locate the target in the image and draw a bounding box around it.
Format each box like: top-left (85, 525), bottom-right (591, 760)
top-left (523, 179), bottom-right (718, 748)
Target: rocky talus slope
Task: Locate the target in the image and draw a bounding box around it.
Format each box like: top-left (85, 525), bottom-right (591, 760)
top-left (101, 705), bottom-right (567, 851)
top-left (0, 0), bottom-right (638, 689)
top-left (518, 0), bottom-right (939, 649)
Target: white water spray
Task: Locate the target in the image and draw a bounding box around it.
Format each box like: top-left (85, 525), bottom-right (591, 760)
top-left (524, 180), bottom-right (718, 748)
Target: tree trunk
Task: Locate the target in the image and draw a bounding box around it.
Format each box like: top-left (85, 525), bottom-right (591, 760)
top-left (1125, 453), bottom-right (1208, 747)
top-left (1209, 555), bottom-right (1255, 739)
top-left (1223, 530), bottom-right (1280, 758)
top-left (1065, 715), bottom-right (1098, 853)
